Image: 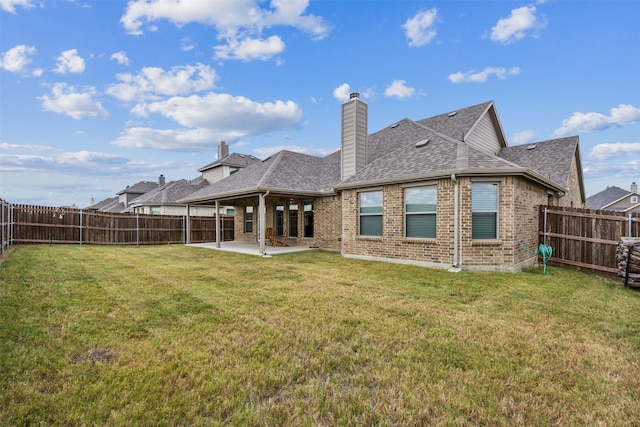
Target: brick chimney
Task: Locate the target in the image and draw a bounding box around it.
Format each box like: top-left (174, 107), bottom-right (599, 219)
top-left (341, 92), bottom-right (367, 180)
top-left (218, 140), bottom-right (229, 160)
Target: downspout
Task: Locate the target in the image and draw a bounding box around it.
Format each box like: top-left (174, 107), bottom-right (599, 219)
top-left (259, 191), bottom-right (269, 256)
top-left (450, 174), bottom-right (461, 272)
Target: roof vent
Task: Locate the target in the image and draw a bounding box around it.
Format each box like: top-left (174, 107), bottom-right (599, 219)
top-left (526, 144), bottom-right (537, 150)
top-left (448, 111), bottom-right (457, 117)
top-left (390, 122), bottom-right (399, 129)
top-left (415, 139), bottom-right (430, 148)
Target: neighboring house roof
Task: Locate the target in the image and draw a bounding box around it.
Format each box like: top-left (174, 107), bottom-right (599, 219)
top-left (586, 185), bottom-right (640, 211)
top-left (181, 100), bottom-right (583, 204)
top-left (587, 186), bottom-right (629, 209)
top-left (198, 152), bottom-right (261, 172)
top-left (116, 181), bottom-right (159, 196)
top-left (183, 150), bottom-right (341, 203)
top-left (86, 196), bottom-right (125, 213)
top-left (128, 177), bottom-right (209, 208)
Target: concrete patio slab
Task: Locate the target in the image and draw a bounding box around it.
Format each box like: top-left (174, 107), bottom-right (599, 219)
top-left (187, 241), bottom-right (318, 257)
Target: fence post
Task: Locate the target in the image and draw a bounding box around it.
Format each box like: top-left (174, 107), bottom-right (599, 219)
top-left (1, 199), bottom-right (5, 255)
top-left (79, 209), bottom-right (83, 245)
top-left (136, 214), bottom-right (139, 246)
top-left (543, 207), bottom-right (548, 246)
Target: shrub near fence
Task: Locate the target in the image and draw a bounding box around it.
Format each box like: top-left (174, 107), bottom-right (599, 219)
top-left (6, 203), bottom-right (233, 246)
top-left (540, 206), bottom-right (640, 275)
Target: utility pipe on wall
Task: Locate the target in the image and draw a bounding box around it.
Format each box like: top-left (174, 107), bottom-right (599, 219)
top-left (451, 174), bottom-right (460, 269)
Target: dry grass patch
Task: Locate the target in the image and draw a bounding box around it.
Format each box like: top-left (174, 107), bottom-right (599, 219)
top-left (1, 245), bottom-right (639, 426)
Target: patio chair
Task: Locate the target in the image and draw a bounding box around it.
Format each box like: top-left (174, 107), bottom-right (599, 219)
top-left (265, 227), bottom-right (275, 246)
top-left (272, 228), bottom-right (289, 247)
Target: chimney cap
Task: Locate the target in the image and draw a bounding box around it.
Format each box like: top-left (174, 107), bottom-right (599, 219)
top-left (349, 92), bottom-right (360, 100)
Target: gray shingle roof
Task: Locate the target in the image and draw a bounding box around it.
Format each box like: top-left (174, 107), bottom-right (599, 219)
top-left (181, 100), bottom-right (580, 203)
top-left (417, 101), bottom-right (494, 142)
top-left (130, 178), bottom-right (209, 206)
top-left (116, 181), bottom-right (158, 196)
top-left (498, 136), bottom-right (579, 189)
top-left (181, 150), bottom-right (341, 203)
top-left (586, 186), bottom-right (629, 209)
top-left (198, 152), bottom-right (261, 172)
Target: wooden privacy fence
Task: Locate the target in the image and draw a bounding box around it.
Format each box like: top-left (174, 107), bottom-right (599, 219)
top-left (540, 206), bottom-right (640, 275)
top-left (2, 202), bottom-right (233, 246)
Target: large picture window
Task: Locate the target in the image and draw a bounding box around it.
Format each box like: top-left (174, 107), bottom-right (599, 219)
top-left (303, 202), bottom-right (314, 238)
top-left (244, 206), bottom-right (253, 233)
top-left (405, 186), bottom-right (436, 238)
top-left (359, 191), bottom-right (383, 236)
top-left (472, 183), bottom-right (498, 239)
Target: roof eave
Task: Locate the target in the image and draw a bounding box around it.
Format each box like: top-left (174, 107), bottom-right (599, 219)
top-left (334, 167), bottom-right (566, 193)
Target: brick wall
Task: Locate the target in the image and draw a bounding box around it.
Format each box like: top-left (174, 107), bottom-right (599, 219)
top-left (341, 176), bottom-right (553, 271)
top-left (232, 195), bottom-right (342, 250)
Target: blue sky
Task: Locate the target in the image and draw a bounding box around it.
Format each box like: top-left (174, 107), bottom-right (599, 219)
top-left (1, 0), bottom-right (639, 207)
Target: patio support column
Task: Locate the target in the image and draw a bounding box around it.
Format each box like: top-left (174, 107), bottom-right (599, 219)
top-left (259, 191), bottom-right (268, 255)
top-left (215, 200), bottom-right (221, 248)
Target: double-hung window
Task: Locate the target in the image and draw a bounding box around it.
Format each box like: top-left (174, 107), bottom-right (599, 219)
top-left (472, 183), bottom-right (498, 239)
top-left (405, 186), bottom-right (436, 239)
top-left (244, 206), bottom-right (253, 233)
top-left (359, 191), bottom-right (383, 236)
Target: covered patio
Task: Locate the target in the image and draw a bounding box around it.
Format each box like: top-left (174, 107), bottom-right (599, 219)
top-left (187, 241), bottom-right (318, 257)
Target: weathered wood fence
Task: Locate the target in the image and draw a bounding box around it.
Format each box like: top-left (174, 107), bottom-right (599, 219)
top-left (540, 206), bottom-right (640, 276)
top-left (0, 200), bottom-right (233, 247)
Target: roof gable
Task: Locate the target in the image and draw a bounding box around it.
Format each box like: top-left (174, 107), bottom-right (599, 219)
top-left (498, 136), bottom-right (580, 190)
top-left (198, 152), bottom-right (260, 172)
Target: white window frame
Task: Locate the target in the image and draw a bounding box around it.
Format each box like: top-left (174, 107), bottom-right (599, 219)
top-left (471, 181), bottom-right (499, 240)
top-left (404, 185), bottom-right (437, 239)
top-left (358, 190), bottom-right (383, 237)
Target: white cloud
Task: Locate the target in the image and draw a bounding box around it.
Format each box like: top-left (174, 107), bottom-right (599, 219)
top-left (120, 0), bottom-right (330, 61)
top-left (106, 63), bottom-right (217, 102)
top-left (384, 80), bottom-right (423, 99)
top-left (113, 93), bottom-right (303, 151)
top-left (554, 104), bottom-right (640, 136)
top-left (0, 150), bottom-right (128, 173)
top-left (448, 66), bottom-right (521, 83)
top-left (0, 0), bottom-right (33, 13)
top-left (403, 8), bottom-right (438, 47)
top-left (0, 45), bottom-right (36, 73)
top-left (583, 158), bottom-right (640, 179)
top-left (0, 142), bottom-right (54, 152)
top-left (214, 35), bottom-right (285, 62)
top-left (587, 142), bottom-right (640, 161)
top-left (181, 37), bottom-right (195, 51)
top-left (490, 5), bottom-right (546, 44)
top-left (39, 83), bottom-right (109, 120)
top-left (54, 49), bottom-right (85, 74)
top-left (333, 83), bottom-right (351, 102)
top-left (110, 51), bottom-right (130, 66)
top-left (511, 130), bottom-right (536, 144)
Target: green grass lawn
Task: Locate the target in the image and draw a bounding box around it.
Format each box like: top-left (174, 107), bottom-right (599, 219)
top-left (1, 245), bottom-right (639, 426)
